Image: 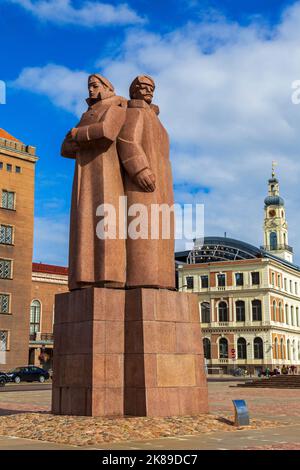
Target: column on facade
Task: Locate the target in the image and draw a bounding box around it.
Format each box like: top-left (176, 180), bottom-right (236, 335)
top-left (229, 297), bottom-right (233, 322)
top-left (246, 297), bottom-right (251, 323)
top-left (211, 299), bottom-right (215, 323)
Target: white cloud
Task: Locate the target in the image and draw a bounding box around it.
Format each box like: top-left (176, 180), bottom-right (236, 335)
top-left (6, 0), bottom-right (144, 26)
top-left (13, 2), bottom-right (300, 264)
top-left (12, 64), bottom-right (88, 116)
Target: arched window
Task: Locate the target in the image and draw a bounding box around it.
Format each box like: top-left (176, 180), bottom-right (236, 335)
top-left (270, 232), bottom-right (277, 250)
top-left (291, 306), bottom-right (294, 326)
top-left (285, 304), bottom-right (289, 324)
top-left (273, 300), bottom-right (277, 321)
top-left (30, 300), bottom-right (41, 335)
top-left (252, 300), bottom-right (262, 321)
top-left (274, 337), bottom-right (278, 360)
top-left (219, 337), bottom-right (228, 358)
top-left (203, 338), bottom-right (211, 359)
top-left (292, 340), bottom-right (295, 361)
top-left (279, 303), bottom-right (283, 323)
top-left (201, 302), bottom-right (210, 323)
top-left (236, 301), bottom-right (245, 322)
top-left (254, 337), bottom-right (263, 359)
top-left (237, 338), bottom-right (247, 359)
top-left (287, 339), bottom-right (290, 361)
top-left (280, 338), bottom-right (284, 359)
top-left (218, 302), bottom-right (228, 322)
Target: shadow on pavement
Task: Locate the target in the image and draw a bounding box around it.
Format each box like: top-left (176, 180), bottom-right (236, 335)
top-left (0, 409), bottom-right (50, 416)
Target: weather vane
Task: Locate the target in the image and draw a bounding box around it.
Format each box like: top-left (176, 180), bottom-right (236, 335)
top-left (272, 160), bottom-right (278, 178)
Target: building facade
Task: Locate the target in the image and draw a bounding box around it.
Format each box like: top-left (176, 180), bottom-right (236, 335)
top-left (30, 263), bottom-right (68, 369)
top-left (0, 129), bottom-right (38, 371)
top-left (0, 128), bottom-right (68, 371)
top-left (176, 171), bottom-right (300, 375)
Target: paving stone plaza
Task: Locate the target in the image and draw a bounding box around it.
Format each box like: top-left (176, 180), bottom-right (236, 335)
top-left (0, 380), bottom-right (299, 450)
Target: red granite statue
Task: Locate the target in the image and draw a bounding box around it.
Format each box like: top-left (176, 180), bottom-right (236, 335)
top-left (61, 74), bottom-right (126, 291)
top-left (53, 73), bottom-right (208, 418)
top-left (117, 75), bottom-right (175, 289)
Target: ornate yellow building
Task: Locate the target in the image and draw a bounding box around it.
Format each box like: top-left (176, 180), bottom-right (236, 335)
top-left (176, 169), bottom-right (300, 375)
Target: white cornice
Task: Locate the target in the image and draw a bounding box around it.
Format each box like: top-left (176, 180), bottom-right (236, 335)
top-left (32, 272), bottom-right (68, 285)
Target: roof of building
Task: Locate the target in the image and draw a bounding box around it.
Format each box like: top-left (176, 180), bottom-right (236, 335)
top-left (175, 236), bottom-right (300, 273)
top-left (32, 263), bottom-right (68, 276)
top-left (0, 128), bottom-right (22, 143)
top-left (264, 195), bottom-right (284, 207)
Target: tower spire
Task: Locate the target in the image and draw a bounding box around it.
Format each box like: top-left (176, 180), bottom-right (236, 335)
top-left (263, 164), bottom-right (293, 263)
top-left (272, 160), bottom-right (277, 179)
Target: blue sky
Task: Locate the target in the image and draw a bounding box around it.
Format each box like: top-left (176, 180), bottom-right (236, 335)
top-left (1, 0), bottom-right (300, 265)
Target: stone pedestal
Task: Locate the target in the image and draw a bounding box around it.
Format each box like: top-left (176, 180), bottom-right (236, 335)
top-left (52, 287), bottom-right (208, 417)
top-left (52, 288), bottom-right (126, 416)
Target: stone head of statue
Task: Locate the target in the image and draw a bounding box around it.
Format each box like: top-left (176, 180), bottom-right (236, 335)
top-left (88, 74), bottom-right (115, 102)
top-left (129, 75), bottom-right (155, 104)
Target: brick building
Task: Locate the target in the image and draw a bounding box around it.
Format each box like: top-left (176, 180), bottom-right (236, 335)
top-left (0, 129), bottom-right (38, 370)
top-left (0, 128), bottom-right (68, 371)
top-left (30, 263), bottom-right (68, 369)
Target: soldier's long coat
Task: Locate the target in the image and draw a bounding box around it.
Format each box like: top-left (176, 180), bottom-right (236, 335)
top-left (61, 95), bottom-right (126, 290)
top-left (117, 99), bottom-right (175, 289)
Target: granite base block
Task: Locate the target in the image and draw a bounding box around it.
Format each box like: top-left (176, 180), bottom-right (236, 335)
top-left (52, 287), bottom-right (208, 417)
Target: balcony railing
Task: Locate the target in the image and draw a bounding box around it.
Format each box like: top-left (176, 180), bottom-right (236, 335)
top-left (29, 332), bottom-right (54, 342)
top-left (261, 244), bottom-right (293, 253)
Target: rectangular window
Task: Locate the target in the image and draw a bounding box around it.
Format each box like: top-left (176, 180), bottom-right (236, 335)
top-left (0, 294), bottom-right (9, 314)
top-left (235, 273), bottom-right (244, 286)
top-left (0, 259), bottom-right (12, 279)
top-left (290, 280), bottom-right (293, 293)
top-left (1, 190), bottom-right (15, 210)
top-left (201, 275), bottom-right (209, 288)
top-left (251, 272), bottom-right (260, 285)
top-left (6, 164), bottom-right (12, 172)
top-left (217, 273), bottom-right (226, 287)
top-left (295, 283), bottom-right (298, 295)
top-left (0, 162), bottom-right (3, 170)
top-left (0, 330), bottom-right (8, 351)
top-left (277, 275), bottom-right (281, 288)
top-left (186, 276), bottom-right (194, 289)
top-left (0, 225), bottom-right (13, 245)
top-left (284, 278), bottom-right (287, 290)
top-left (15, 166), bottom-right (21, 174)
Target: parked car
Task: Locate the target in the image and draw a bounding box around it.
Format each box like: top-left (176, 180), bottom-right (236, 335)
top-left (0, 372), bottom-right (9, 387)
top-left (5, 366), bottom-right (49, 384)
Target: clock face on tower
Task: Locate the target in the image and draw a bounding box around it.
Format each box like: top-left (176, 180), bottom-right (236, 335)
top-left (269, 209), bottom-right (276, 217)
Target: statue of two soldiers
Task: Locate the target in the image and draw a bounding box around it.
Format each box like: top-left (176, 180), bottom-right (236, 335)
top-left (61, 74), bottom-right (175, 292)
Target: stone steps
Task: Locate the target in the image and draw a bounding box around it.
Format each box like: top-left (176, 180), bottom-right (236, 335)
top-left (238, 375), bottom-right (300, 388)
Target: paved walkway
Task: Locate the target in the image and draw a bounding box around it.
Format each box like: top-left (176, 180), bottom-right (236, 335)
top-left (1, 424), bottom-right (299, 450)
top-left (0, 435), bottom-right (80, 450)
top-left (93, 423), bottom-right (300, 450)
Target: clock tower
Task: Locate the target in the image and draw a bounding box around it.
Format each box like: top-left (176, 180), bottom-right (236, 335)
top-left (263, 163), bottom-right (293, 263)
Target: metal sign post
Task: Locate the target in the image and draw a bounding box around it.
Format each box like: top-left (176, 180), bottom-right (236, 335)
top-left (232, 400), bottom-right (250, 426)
